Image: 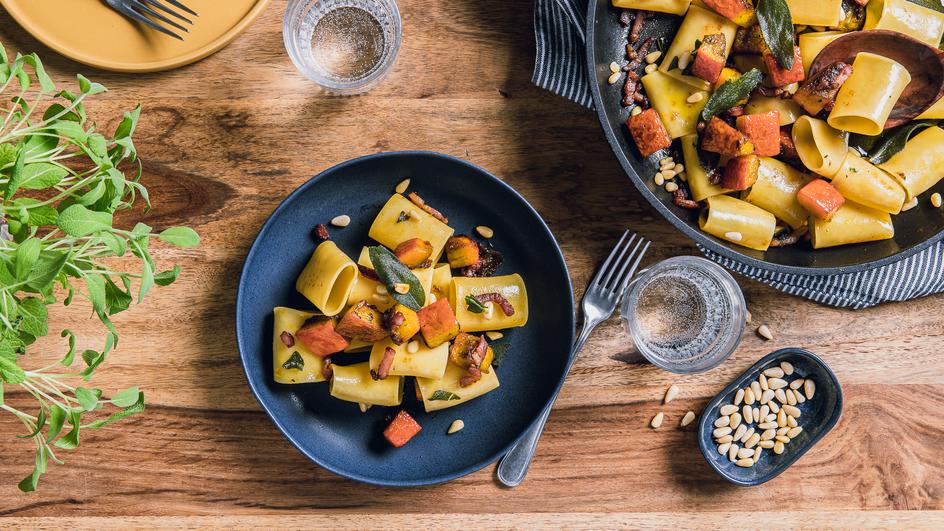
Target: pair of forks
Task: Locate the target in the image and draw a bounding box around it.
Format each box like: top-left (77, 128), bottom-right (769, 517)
top-left (105, 0), bottom-right (198, 40)
top-left (497, 230), bottom-right (651, 487)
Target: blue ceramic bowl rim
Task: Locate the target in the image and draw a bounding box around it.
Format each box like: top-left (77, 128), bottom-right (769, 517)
top-left (696, 347), bottom-right (844, 486)
top-left (234, 150), bottom-right (576, 486)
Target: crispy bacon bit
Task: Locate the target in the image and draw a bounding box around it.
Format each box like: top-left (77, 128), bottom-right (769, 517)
top-left (357, 264), bottom-right (381, 281)
top-left (619, 9), bottom-right (632, 27)
top-left (321, 357), bottom-right (334, 380)
top-left (469, 336), bottom-right (489, 367)
top-left (460, 244), bottom-right (503, 277)
top-left (779, 127), bottom-right (799, 162)
top-left (280, 331), bottom-right (295, 348)
top-left (672, 187), bottom-right (701, 209)
top-left (473, 293), bottom-right (515, 316)
top-left (769, 226), bottom-right (809, 247)
top-left (629, 10), bottom-right (648, 44)
top-left (622, 71), bottom-right (637, 107)
top-left (460, 366), bottom-right (483, 388)
top-left (313, 223), bottom-right (330, 241)
top-left (793, 62), bottom-right (853, 116)
top-left (373, 347), bottom-right (396, 380)
top-left (386, 309), bottom-right (405, 331)
top-left (407, 192), bottom-right (448, 224)
top-left (721, 105), bottom-right (746, 119)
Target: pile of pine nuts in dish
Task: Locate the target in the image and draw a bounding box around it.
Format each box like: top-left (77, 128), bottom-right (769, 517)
top-left (712, 360), bottom-right (816, 468)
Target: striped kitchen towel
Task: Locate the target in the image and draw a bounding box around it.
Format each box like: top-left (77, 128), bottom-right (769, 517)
top-left (533, 0), bottom-right (944, 308)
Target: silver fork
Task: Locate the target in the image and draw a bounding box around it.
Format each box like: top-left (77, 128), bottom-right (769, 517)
top-left (496, 230), bottom-right (650, 487)
top-left (104, 0), bottom-right (198, 40)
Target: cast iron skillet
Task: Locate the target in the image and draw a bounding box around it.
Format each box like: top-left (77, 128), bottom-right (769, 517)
top-left (586, 2), bottom-right (944, 275)
top-left (236, 151), bottom-right (574, 486)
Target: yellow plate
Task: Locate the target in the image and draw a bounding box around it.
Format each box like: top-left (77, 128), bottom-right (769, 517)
top-left (0, 0), bottom-right (270, 72)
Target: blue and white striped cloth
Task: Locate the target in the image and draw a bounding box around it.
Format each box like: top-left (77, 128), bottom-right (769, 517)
top-left (533, 0), bottom-right (944, 308)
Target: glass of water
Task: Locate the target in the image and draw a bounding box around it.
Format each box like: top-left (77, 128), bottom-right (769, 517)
top-left (620, 256), bottom-right (746, 374)
top-left (283, 0), bottom-right (402, 94)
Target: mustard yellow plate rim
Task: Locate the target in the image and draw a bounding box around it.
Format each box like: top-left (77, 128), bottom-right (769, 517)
top-left (0, 0), bottom-right (271, 73)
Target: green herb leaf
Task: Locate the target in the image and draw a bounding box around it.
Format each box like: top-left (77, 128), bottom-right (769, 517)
top-left (396, 211), bottom-right (410, 223)
top-left (757, 0), bottom-right (795, 69)
top-left (489, 342), bottom-right (510, 367)
top-left (75, 387), bottom-right (102, 411)
top-left (46, 405), bottom-right (67, 443)
top-left (866, 121), bottom-right (939, 165)
top-left (154, 265), bottom-right (182, 286)
top-left (14, 237), bottom-right (41, 280)
top-left (57, 204), bottom-right (113, 236)
top-left (702, 69), bottom-right (764, 121)
top-left (465, 295), bottom-right (487, 313)
top-left (84, 391), bottom-right (145, 429)
top-left (18, 162), bottom-right (68, 190)
top-left (158, 226), bottom-right (201, 247)
top-left (282, 351), bottom-right (305, 370)
top-left (429, 390), bottom-right (461, 401)
top-left (109, 387), bottom-right (141, 408)
top-left (367, 246), bottom-right (426, 311)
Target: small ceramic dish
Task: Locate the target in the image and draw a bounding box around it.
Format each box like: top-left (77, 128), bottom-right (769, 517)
top-left (697, 348), bottom-right (843, 486)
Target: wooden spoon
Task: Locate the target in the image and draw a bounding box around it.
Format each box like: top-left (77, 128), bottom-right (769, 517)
top-left (809, 30), bottom-right (944, 129)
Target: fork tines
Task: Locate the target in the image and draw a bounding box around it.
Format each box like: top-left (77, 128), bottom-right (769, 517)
top-left (112, 0), bottom-right (198, 40)
top-left (593, 230), bottom-right (651, 295)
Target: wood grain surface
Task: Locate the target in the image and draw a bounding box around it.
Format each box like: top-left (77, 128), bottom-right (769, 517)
top-left (1, 1), bottom-right (943, 528)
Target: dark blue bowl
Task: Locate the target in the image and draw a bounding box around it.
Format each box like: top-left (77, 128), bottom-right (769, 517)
top-left (697, 348), bottom-right (843, 486)
top-left (235, 151), bottom-right (575, 486)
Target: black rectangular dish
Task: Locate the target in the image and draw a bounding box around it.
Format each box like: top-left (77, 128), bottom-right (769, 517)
top-left (697, 347), bottom-right (843, 486)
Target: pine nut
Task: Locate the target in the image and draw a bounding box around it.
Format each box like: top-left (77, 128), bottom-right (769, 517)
top-left (475, 226), bottom-right (494, 239)
top-left (760, 429), bottom-right (776, 441)
top-left (777, 409), bottom-right (787, 427)
top-left (746, 309), bottom-right (752, 324)
top-left (785, 389), bottom-right (797, 405)
top-left (759, 405), bottom-right (769, 420)
top-left (651, 412), bottom-right (664, 428)
top-left (782, 405), bottom-right (801, 418)
top-left (790, 378), bottom-right (804, 390)
top-left (765, 413), bottom-right (777, 423)
top-left (712, 426), bottom-right (731, 438)
top-left (644, 63), bottom-right (658, 74)
top-left (674, 164), bottom-right (685, 174)
top-left (395, 178), bottom-right (411, 194)
top-left (485, 331), bottom-right (503, 341)
top-left (769, 401), bottom-right (780, 413)
top-left (737, 447), bottom-right (754, 459)
top-left (753, 446), bottom-right (762, 461)
top-left (608, 71), bottom-right (622, 85)
top-left (718, 442), bottom-right (732, 454)
top-left (609, 61), bottom-right (620, 73)
top-left (659, 157), bottom-right (673, 165)
top-left (394, 283), bottom-right (410, 294)
top-left (787, 415), bottom-right (798, 428)
top-left (736, 458), bottom-right (754, 468)
top-left (751, 381), bottom-right (762, 398)
top-left (794, 390), bottom-right (806, 404)
top-left (787, 426), bottom-right (803, 438)
top-left (720, 404), bottom-right (738, 416)
top-left (743, 405), bottom-right (753, 424)
top-left (725, 231), bottom-right (743, 242)
top-left (753, 407), bottom-right (760, 422)
top-left (734, 389), bottom-right (745, 406)
top-left (764, 367), bottom-right (784, 378)
top-left (759, 440), bottom-right (774, 449)
top-left (780, 361), bottom-right (794, 375)
top-left (678, 52), bottom-right (692, 70)
top-left (774, 388), bottom-right (787, 403)
top-left (664, 384), bottom-right (679, 404)
top-left (728, 444), bottom-right (739, 462)
top-left (804, 379), bottom-right (816, 399)
top-left (681, 411), bottom-right (697, 427)
top-left (631, 106), bottom-right (643, 116)
top-left (740, 427), bottom-right (755, 443)
top-left (774, 441), bottom-right (785, 454)
top-left (330, 214), bottom-right (351, 227)
top-left (777, 427), bottom-right (790, 436)
top-left (359, 402), bottom-right (371, 413)
top-left (745, 433), bottom-right (761, 448)
top-left (760, 389), bottom-right (775, 404)
top-left (759, 373), bottom-right (769, 391)
top-left (665, 182), bottom-right (679, 193)
top-left (775, 435), bottom-right (790, 443)
top-left (714, 416), bottom-right (730, 428)
top-left (767, 378), bottom-right (788, 390)
top-left (717, 434), bottom-right (734, 443)
top-left (654, 173), bottom-right (665, 186)
top-left (733, 424), bottom-right (747, 441)
top-left (376, 284), bottom-right (388, 294)
top-left (686, 92), bottom-right (705, 104)
top-left (759, 422), bottom-right (778, 430)
top-left (407, 340), bottom-right (420, 354)
top-left (932, 193), bottom-right (943, 208)
top-left (729, 412), bottom-right (742, 429)
top-left (448, 419), bottom-right (465, 434)
top-left (757, 324), bottom-right (773, 340)
top-left (645, 51), bottom-right (663, 64)
top-left (744, 388), bottom-right (756, 405)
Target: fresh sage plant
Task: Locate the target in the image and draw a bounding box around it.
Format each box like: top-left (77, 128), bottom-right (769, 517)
top-left (0, 45), bottom-right (199, 492)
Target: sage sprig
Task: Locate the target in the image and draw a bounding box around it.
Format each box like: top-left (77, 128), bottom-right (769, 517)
top-left (0, 44), bottom-right (199, 492)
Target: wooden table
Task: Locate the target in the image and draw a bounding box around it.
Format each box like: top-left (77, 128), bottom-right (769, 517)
top-left (1, 1), bottom-right (942, 528)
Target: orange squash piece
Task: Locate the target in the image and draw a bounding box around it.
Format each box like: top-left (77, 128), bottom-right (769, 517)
top-left (295, 316), bottom-right (349, 357)
top-left (384, 410), bottom-right (422, 448)
top-left (736, 111), bottom-right (781, 157)
top-left (797, 179), bottom-right (845, 221)
top-left (416, 298), bottom-right (460, 347)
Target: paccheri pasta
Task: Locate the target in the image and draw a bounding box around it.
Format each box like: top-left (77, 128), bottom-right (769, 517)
top-left (616, 0), bottom-right (944, 251)
top-left (272, 187), bottom-right (529, 448)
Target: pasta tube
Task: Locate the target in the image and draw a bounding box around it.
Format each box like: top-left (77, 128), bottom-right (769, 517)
top-left (416, 363), bottom-right (500, 413)
top-left (273, 307), bottom-right (327, 384)
top-left (798, 31), bottom-right (845, 75)
top-left (916, 96), bottom-right (944, 120)
top-left (828, 53), bottom-right (911, 136)
top-left (295, 241), bottom-right (358, 316)
top-left (786, 0), bottom-right (842, 26)
top-left (864, 0), bottom-right (944, 48)
top-left (612, 0), bottom-right (691, 15)
top-left (831, 151), bottom-right (906, 214)
top-left (810, 201), bottom-right (894, 249)
top-left (681, 133), bottom-right (728, 202)
top-left (450, 274), bottom-right (529, 332)
top-left (742, 157), bottom-right (813, 229)
top-left (745, 96), bottom-right (803, 126)
top-left (699, 195), bottom-right (777, 251)
top-left (792, 116), bottom-right (848, 179)
top-left (659, 5), bottom-right (738, 90)
top-left (368, 194), bottom-right (455, 262)
top-left (642, 70), bottom-right (708, 139)
top-left (878, 126), bottom-right (944, 200)
top-left (431, 263), bottom-right (452, 305)
top-left (330, 362), bottom-right (403, 406)
top-left (369, 338), bottom-right (449, 380)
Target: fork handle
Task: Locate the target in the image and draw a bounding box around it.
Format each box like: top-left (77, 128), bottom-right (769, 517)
top-left (496, 319), bottom-right (597, 487)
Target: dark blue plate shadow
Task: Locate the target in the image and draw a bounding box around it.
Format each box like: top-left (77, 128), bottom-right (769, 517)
top-left (236, 151), bottom-right (575, 486)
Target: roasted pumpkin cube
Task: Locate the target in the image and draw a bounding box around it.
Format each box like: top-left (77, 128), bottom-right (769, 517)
top-left (449, 332), bottom-right (480, 368)
top-left (689, 33), bottom-right (727, 84)
top-left (393, 238), bottom-right (433, 268)
top-left (701, 117), bottom-right (755, 157)
top-left (720, 154), bottom-right (760, 190)
top-left (387, 303), bottom-right (420, 344)
top-left (627, 108), bottom-right (672, 158)
top-left (417, 298), bottom-right (460, 347)
top-left (445, 235), bottom-right (480, 269)
top-left (797, 179), bottom-right (845, 221)
top-left (736, 111), bottom-right (781, 157)
top-left (384, 410), bottom-right (422, 448)
top-left (480, 346), bottom-right (494, 373)
top-left (702, 0), bottom-right (756, 26)
top-left (763, 47), bottom-right (805, 87)
top-left (733, 24), bottom-right (765, 54)
top-left (295, 316), bottom-right (349, 357)
top-left (335, 301), bottom-right (389, 342)
top-left (714, 67), bottom-right (742, 91)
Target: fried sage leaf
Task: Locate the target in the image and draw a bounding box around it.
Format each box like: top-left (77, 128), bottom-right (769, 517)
top-left (368, 246), bottom-right (426, 311)
top-left (702, 68), bottom-right (764, 120)
top-left (429, 390), bottom-right (461, 401)
top-left (757, 0), bottom-right (795, 69)
top-left (865, 121), bottom-right (939, 165)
